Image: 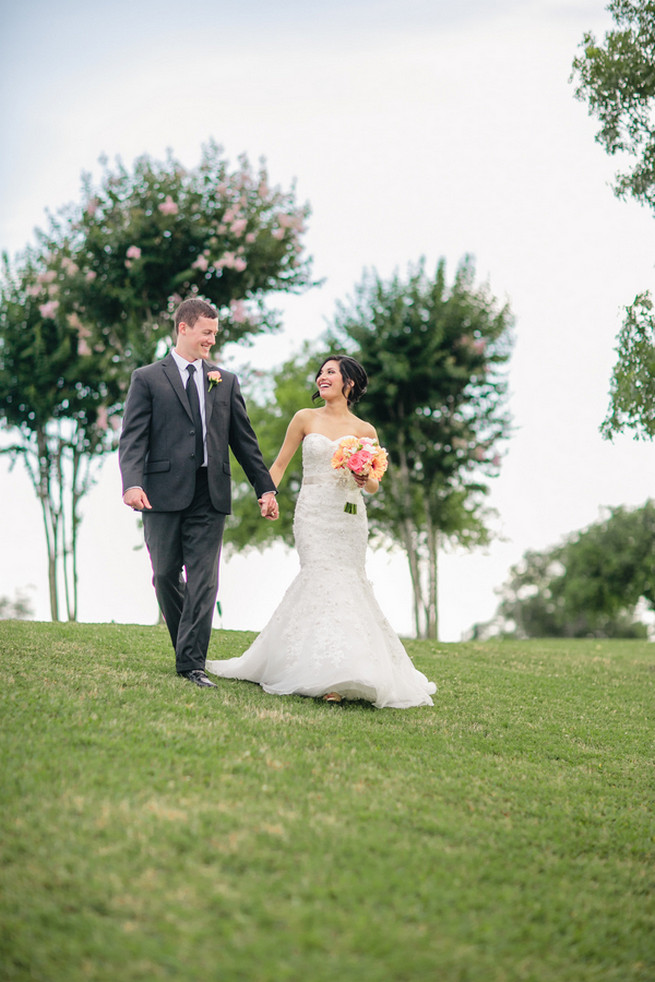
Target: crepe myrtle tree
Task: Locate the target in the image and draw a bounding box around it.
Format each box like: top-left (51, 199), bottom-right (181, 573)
top-left (328, 257), bottom-right (513, 640)
top-left (0, 254), bottom-right (121, 621)
top-left (0, 141), bottom-right (315, 620)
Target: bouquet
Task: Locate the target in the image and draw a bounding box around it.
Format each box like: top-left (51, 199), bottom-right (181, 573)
top-left (331, 436), bottom-right (389, 513)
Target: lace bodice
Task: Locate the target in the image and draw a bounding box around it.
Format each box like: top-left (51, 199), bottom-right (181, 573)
top-left (301, 432), bottom-right (361, 490)
top-left (295, 433), bottom-right (366, 572)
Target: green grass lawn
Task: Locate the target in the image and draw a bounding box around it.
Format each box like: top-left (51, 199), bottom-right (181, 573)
top-left (1, 621), bottom-right (653, 982)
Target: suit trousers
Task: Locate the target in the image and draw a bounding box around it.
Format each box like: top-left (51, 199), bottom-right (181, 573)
top-left (143, 468), bottom-right (226, 673)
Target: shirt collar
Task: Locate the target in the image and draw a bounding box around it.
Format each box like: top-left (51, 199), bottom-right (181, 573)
top-left (172, 349), bottom-right (203, 374)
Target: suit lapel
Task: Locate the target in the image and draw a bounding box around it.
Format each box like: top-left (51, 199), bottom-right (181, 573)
top-left (204, 363), bottom-right (217, 428)
top-left (161, 354), bottom-right (193, 422)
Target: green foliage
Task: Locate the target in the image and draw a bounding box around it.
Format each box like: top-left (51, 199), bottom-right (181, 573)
top-left (1, 621), bottom-right (654, 981)
top-left (488, 500), bottom-right (655, 638)
top-left (0, 141), bottom-right (314, 619)
top-left (571, 0), bottom-right (655, 211)
top-left (329, 256), bottom-right (513, 637)
top-left (0, 589), bottom-right (33, 619)
top-left (572, 3), bottom-right (655, 442)
top-left (601, 292), bottom-right (655, 439)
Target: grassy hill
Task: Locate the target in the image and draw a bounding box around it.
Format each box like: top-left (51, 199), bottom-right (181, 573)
top-left (1, 622), bottom-right (653, 981)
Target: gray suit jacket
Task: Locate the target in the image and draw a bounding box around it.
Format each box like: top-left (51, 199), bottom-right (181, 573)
top-left (118, 353), bottom-right (275, 513)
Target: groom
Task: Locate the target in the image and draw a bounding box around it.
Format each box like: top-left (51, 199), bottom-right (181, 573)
top-left (119, 297), bottom-right (278, 688)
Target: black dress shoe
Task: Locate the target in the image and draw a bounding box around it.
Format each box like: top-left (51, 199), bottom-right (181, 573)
top-left (178, 670), bottom-right (217, 688)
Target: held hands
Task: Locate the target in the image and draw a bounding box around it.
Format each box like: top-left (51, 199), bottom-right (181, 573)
top-left (123, 487), bottom-right (152, 511)
top-left (259, 492), bottom-right (279, 520)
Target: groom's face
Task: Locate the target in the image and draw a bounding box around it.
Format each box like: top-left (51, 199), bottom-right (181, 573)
top-left (176, 316), bottom-right (218, 362)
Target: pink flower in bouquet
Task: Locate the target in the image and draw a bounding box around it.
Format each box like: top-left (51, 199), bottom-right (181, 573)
top-left (369, 446), bottom-right (389, 479)
top-left (126, 245), bottom-right (141, 260)
top-left (330, 436), bottom-right (360, 470)
top-left (346, 448), bottom-right (374, 475)
top-left (330, 436), bottom-right (389, 512)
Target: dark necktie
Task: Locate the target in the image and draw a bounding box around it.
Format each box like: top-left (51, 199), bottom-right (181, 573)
top-left (186, 365), bottom-right (204, 467)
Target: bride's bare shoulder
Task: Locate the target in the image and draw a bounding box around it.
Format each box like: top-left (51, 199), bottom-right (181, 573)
top-left (294, 407), bottom-right (321, 431)
top-left (353, 418), bottom-right (378, 439)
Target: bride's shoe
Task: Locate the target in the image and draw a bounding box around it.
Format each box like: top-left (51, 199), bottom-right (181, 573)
top-left (323, 692), bottom-right (343, 703)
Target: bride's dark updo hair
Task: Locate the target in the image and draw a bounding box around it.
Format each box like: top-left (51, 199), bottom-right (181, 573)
top-left (312, 355), bottom-right (368, 407)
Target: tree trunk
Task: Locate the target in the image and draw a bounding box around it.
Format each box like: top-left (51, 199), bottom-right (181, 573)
top-left (391, 436), bottom-right (424, 637)
top-left (34, 429), bottom-right (60, 621)
top-left (425, 509), bottom-right (439, 640)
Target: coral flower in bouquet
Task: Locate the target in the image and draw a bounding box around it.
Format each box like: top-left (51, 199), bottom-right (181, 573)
top-left (331, 436), bottom-right (388, 512)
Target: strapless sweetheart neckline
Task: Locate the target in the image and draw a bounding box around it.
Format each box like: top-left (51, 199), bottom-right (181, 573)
top-left (304, 432), bottom-right (357, 444)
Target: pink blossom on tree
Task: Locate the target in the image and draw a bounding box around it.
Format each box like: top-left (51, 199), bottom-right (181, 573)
top-left (158, 195), bottom-right (179, 216)
top-left (39, 300), bottom-right (60, 319)
top-left (96, 405), bottom-right (108, 431)
top-left (191, 254), bottom-right (209, 272)
top-left (230, 299), bottom-right (248, 323)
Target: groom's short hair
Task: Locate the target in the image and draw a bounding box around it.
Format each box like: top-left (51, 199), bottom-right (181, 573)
top-left (173, 298), bottom-right (218, 337)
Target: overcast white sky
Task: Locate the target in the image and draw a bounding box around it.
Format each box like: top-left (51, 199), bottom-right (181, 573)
top-left (1, 0), bottom-right (653, 640)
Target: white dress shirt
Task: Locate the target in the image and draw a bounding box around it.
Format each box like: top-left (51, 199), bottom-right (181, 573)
top-left (171, 349), bottom-right (207, 465)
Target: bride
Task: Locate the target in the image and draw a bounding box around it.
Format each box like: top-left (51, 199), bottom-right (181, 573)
top-left (206, 355), bottom-right (436, 709)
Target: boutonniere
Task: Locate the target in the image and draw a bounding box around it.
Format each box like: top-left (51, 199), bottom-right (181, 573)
top-left (207, 370), bottom-right (222, 391)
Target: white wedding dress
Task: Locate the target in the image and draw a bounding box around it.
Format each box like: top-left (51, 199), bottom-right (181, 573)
top-left (206, 433), bottom-right (436, 708)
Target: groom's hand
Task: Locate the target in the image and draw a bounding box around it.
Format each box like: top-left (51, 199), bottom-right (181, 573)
top-left (123, 487), bottom-right (152, 511)
top-left (258, 492), bottom-right (278, 520)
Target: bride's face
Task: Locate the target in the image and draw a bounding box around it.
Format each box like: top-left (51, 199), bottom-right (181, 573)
top-left (316, 360), bottom-right (347, 401)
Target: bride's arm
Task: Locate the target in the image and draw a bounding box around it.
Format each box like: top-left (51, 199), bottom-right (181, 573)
top-left (354, 422), bottom-right (380, 494)
top-left (269, 411), bottom-right (308, 487)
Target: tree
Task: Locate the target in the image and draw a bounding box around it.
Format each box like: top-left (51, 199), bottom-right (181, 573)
top-left (484, 501), bottom-right (655, 639)
top-left (0, 142), bottom-right (314, 620)
top-left (328, 257), bottom-right (513, 639)
top-left (223, 347), bottom-right (318, 555)
top-left (601, 292), bottom-right (655, 438)
top-left (571, 0), bottom-right (655, 210)
top-left (571, 2), bottom-right (655, 440)
top-left (0, 589), bottom-right (34, 621)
